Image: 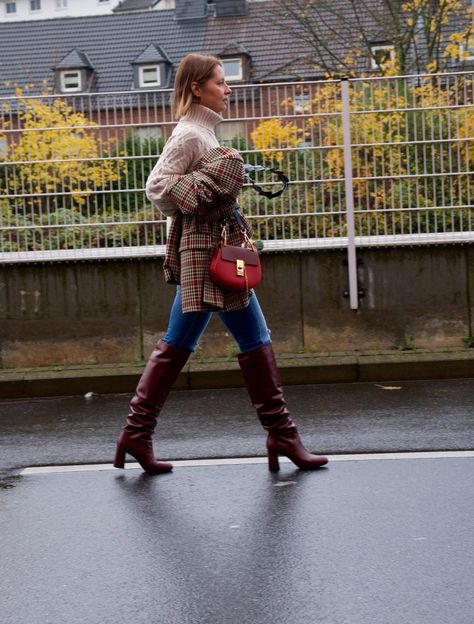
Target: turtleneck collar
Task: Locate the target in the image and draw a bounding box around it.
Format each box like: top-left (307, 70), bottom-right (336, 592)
top-left (181, 104), bottom-right (223, 130)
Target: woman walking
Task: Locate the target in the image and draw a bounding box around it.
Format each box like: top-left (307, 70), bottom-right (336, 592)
top-left (113, 53), bottom-right (328, 474)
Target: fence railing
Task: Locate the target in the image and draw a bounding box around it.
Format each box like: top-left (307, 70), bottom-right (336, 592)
top-left (1, 72), bottom-right (473, 274)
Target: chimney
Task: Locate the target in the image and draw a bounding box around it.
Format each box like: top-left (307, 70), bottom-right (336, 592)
top-left (214, 0), bottom-right (248, 17)
top-left (175, 0), bottom-right (208, 21)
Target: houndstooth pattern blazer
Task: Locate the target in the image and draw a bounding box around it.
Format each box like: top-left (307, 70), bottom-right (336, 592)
top-left (163, 146), bottom-right (254, 313)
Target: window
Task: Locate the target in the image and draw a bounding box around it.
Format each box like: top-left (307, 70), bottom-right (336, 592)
top-left (216, 121), bottom-right (245, 145)
top-left (5, 2), bottom-right (17, 14)
top-left (460, 34), bottom-right (474, 61)
top-left (0, 137), bottom-right (7, 158)
top-left (139, 66), bottom-right (161, 88)
top-left (56, 0), bottom-right (68, 8)
top-left (134, 126), bottom-right (163, 142)
top-left (30, 0), bottom-right (41, 10)
top-left (293, 94), bottom-right (312, 115)
top-left (370, 45), bottom-right (395, 69)
top-left (222, 58), bottom-right (243, 82)
top-left (60, 71), bottom-right (82, 92)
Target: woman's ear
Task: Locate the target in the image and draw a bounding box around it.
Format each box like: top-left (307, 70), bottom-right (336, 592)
top-left (190, 81), bottom-right (201, 99)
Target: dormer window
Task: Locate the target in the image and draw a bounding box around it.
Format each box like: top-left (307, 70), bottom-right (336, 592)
top-left (222, 58), bottom-right (243, 82)
top-left (370, 45), bottom-right (395, 69)
top-left (60, 70), bottom-right (82, 92)
top-left (218, 42), bottom-right (251, 84)
top-left (131, 44), bottom-right (172, 90)
top-left (139, 65), bottom-right (161, 88)
top-left (54, 49), bottom-right (95, 94)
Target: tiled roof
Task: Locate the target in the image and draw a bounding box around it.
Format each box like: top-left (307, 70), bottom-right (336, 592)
top-left (0, 10), bottom-right (205, 96)
top-left (132, 43), bottom-right (171, 65)
top-left (218, 41), bottom-right (251, 57)
top-left (203, 2), bottom-right (333, 81)
top-left (55, 49), bottom-right (94, 70)
top-left (0, 0), bottom-right (470, 98)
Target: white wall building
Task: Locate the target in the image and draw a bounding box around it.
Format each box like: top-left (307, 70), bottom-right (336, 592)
top-left (0, 0), bottom-right (174, 21)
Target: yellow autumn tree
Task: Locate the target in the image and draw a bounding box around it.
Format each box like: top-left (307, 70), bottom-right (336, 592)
top-left (1, 86), bottom-right (123, 251)
top-left (250, 118), bottom-right (304, 164)
top-left (6, 86), bottom-right (120, 207)
top-left (248, 1), bottom-right (472, 240)
top-left (0, 108), bottom-right (14, 250)
top-left (248, 73), bottom-right (472, 240)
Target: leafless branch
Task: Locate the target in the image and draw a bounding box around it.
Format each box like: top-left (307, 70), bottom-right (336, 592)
top-left (264, 0), bottom-right (470, 75)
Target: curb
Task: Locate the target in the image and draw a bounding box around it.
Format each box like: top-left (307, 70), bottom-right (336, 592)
top-left (1, 349), bottom-right (473, 399)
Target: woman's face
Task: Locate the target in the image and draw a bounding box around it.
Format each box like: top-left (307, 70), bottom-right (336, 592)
top-left (192, 65), bottom-right (231, 114)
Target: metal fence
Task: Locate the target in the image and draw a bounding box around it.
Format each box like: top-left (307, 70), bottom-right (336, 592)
top-left (1, 71), bottom-right (473, 298)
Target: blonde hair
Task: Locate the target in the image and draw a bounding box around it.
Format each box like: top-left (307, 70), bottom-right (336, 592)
top-left (172, 53), bottom-right (222, 120)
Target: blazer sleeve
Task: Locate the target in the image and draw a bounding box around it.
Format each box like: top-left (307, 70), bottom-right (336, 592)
top-left (165, 147), bottom-right (245, 219)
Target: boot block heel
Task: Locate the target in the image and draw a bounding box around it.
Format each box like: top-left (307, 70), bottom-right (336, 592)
top-left (267, 449), bottom-right (280, 471)
top-left (113, 445), bottom-right (126, 469)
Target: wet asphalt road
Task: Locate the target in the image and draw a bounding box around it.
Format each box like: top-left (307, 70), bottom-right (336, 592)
top-left (2, 457), bottom-right (474, 624)
top-left (1, 377), bottom-right (474, 476)
top-left (1, 378), bottom-right (474, 624)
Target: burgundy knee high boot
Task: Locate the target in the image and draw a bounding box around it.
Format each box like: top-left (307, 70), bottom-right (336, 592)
top-left (238, 344), bottom-right (328, 471)
top-left (113, 339), bottom-right (191, 474)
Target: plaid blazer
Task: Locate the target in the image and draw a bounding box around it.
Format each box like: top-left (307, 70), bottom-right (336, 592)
top-left (163, 146), bottom-right (253, 313)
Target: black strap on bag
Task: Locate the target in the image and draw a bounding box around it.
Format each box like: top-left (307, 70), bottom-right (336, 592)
top-left (244, 165), bottom-right (289, 199)
top-left (232, 206), bottom-right (247, 232)
top-left (222, 164), bottom-right (290, 252)
top-left (232, 205), bottom-right (264, 251)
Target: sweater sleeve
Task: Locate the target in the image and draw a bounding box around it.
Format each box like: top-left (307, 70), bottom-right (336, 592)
top-left (145, 132), bottom-right (203, 217)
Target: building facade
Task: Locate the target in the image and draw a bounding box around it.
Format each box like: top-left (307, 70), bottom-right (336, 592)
top-left (0, 0), bottom-right (172, 21)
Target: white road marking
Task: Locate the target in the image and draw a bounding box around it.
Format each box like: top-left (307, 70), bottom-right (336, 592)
top-left (19, 450), bottom-right (474, 475)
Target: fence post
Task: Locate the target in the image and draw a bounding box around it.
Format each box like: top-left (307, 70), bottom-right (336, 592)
top-left (341, 79), bottom-right (359, 310)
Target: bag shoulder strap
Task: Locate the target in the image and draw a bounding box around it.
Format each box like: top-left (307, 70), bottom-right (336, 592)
top-left (232, 205), bottom-right (247, 231)
top-left (244, 167), bottom-right (289, 199)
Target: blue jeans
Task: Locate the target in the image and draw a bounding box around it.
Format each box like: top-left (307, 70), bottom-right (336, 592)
top-left (162, 288), bottom-right (271, 353)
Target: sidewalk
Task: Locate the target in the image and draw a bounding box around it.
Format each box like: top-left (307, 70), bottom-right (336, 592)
top-left (1, 347), bottom-right (473, 399)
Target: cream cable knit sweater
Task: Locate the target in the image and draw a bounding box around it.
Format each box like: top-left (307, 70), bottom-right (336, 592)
top-left (145, 103), bottom-right (223, 217)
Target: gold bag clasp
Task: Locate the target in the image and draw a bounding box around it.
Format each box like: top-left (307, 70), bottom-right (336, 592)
top-left (236, 259), bottom-right (245, 277)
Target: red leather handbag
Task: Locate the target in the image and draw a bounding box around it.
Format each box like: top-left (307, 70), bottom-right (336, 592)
top-left (210, 225), bottom-right (261, 292)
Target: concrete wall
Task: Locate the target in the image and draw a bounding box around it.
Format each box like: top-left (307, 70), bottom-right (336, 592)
top-left (1, 245), bottom-right (472, 368)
